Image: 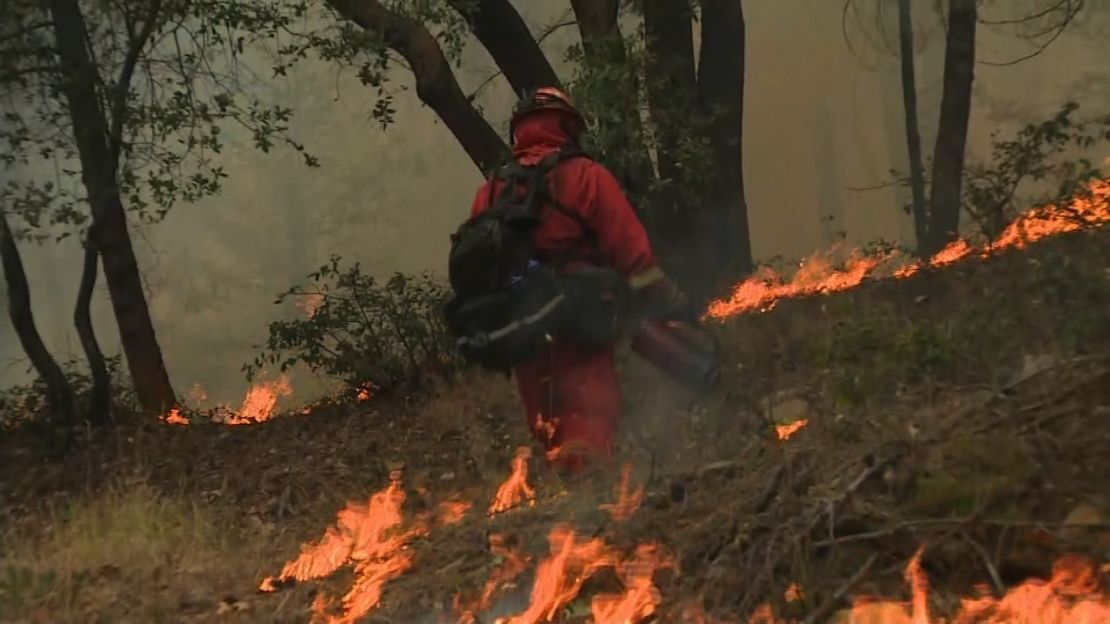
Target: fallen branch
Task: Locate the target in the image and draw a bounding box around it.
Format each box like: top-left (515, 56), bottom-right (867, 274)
top-left (961, 531), bottom-right (1005, 595)
top-left (802, 552), bottom-right (879, 624)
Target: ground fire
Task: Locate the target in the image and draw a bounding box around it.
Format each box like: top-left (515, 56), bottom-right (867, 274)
top-left (262, 452), bottom-right (676, 624)
top-left (599, 463), bottom-right (645, 522)
top-left (707, 179), bottom-right (1110, 320)
top-left (258, 470), bottom-right (475, 623)
top-left (489, 446), bottom-right (537, 516)
top-left (775, 419), bottom-right (809, 442)
top-left (158, 375), bottom-right (294, 426)
top-left (454, 533), bottom-right (532, 624)
top-left (728, 547), bottom-right (1110, 624)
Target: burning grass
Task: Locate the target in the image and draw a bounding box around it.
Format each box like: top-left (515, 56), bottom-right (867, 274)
top-left (706, 179), bottom-right (1109, 320)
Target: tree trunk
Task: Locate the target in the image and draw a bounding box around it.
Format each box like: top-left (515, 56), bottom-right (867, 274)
top-left (50, 0), bottom-right (178, 417)
top-left (328, 0), bottom-right (507, 174)
top-left (447, 0), bottom-right (561, 93)
top-left (568, 0), bottom-right (655, 199)
top-left (642, 0), bottom-right (696, 185)
top-left (899, 0), bottom-right (929, 254)
top-left (568, 0), bottom-right (619, 48)
top-left (0, 209), bottom-right (77, 425)
top-left (925, 0), bottom-right (976, 256)
top-left (74, 237), bottom-right (111, 425)
top-left (697, 0), bottom-right (753, 277)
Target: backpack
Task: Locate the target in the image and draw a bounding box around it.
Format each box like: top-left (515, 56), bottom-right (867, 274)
top-left (444, 146), bottom-right (622, 372)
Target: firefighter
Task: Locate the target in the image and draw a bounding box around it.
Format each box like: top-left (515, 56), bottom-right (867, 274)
top-left (468, 87), bottom-right (692, 471)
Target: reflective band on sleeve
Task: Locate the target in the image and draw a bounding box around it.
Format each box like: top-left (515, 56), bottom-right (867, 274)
top-left (627, 266), bottom-right (666, 291)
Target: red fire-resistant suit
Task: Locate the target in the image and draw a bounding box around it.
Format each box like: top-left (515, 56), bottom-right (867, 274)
top-left (469, 110), bottom-right (661, 469)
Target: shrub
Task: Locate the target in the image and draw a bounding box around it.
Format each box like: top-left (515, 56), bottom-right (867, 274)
top-left (0, 355), bottom-right (134, 430)
top-left (246, 256), bottom-right (463, 395)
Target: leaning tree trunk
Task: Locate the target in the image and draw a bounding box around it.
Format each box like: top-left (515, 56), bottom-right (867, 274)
top-left (447, 0), bottom-right (561, 94)
top-left (925, 0), bottom-right (977, 256)
top-left (898, 0), bottom-right (929, 254)
top-left (697, 0), bottom-right (753, 279)
top-left (0, 209), bottom-right (77, 426)
top-left (327, 0), bottom-right (508, 174)
top-left (74, 234), bottom-right (111, 425)
top-left (50, 0), bottom-right (178, 417)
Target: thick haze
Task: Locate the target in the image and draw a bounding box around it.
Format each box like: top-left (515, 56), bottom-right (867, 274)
top-left (2, 2), bottom-right (1107, 405)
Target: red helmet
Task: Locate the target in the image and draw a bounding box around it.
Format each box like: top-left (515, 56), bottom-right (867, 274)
top-left (510, 86), bottom-right (585, 136)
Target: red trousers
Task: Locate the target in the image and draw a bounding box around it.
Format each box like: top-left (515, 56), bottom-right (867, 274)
top-left (514, 341), bottom-right (620, 470)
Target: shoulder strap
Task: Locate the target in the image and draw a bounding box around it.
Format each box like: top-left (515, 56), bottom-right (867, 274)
top-left (537, 145), bottom-right (601, 262)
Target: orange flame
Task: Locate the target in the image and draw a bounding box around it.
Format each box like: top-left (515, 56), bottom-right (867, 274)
top-left (708, 179), bottom-right (1110, 321)
top-left (705, 246), bottom-right (883, 318)
top-left (296, 292), bottom-right (325, 318)
top-left (746, 550), bottom-right (1110, 623)
top-left (436, 500), bottom-right (472, 526)
top-left (591, 543), bottom-right (674, 624)
top-left (497, 525), bottom-right (618, 624)
top-left (356, 386), bottom-right (372, 402)
top-left (161, 407), bottom-right (190, 426)
top-left (260, 471), bottom-right (426, 623)
top-left (225, 375), bottom-right (293, 425)
top-left (775, 419), bottom-right (809, 442)
top-left (456, 533), bottom-right (532, 624)
top-left (849, 550), bottom-right (1110, 623)
top-left (489, 447), bottom-right (536, 516)
top-left (599, 463), bottom-right (645, 522)
top-left (186, 383), bottom-right (208, 405)
top-left (497, 526), bottom-right (672, 624)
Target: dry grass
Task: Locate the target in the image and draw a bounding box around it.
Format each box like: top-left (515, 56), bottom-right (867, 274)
top-left (0, 476), bottom-right (316, 623)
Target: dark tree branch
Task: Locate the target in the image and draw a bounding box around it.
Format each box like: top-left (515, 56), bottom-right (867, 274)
top-left (326, 0), bottom-right (507, 173)
top-left (466, 17), bottom-right (577, 102)
top-left (978, 0), bottom-right (1077, 26)
top-left (109, 0), bottom-right (162, 162)
top-left (978, 0), bottom-right (1080, 65)
top-left (0, 64), bottom-right (61, 83)
top-left (446, 0), bottom-right (561, 94)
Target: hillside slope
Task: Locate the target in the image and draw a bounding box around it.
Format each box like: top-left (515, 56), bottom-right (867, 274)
top-left (2, 227), bottom-right (1109, 623)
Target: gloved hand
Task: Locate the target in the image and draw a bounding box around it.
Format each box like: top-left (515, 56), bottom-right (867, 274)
top-left (637, 275), bottom-right (698, 323)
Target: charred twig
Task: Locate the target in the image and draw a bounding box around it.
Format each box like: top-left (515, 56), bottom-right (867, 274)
top-left (801, 552), bottom-right (879, 624)
top-left (737, 453), bottom-right (897, 615)
top-left (811, 517), bottom-right (972, 547)
top-left (961, 531), bottom-right (1005, 595)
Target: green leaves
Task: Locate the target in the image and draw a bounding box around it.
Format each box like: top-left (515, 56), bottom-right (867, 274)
top-left (962, 102), bottom-right (1110, 239)
top-left (246, 257), bottom-right (464, 395)
top-left (0, 0), bottom-right (321, 236)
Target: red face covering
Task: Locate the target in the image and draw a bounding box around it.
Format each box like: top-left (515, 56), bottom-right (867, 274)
top-left (511, 110), bottom-right (583, 166)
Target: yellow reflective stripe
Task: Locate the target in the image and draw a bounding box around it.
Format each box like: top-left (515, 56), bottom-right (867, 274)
top-left (627, 266), bottom-right (666, 291)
